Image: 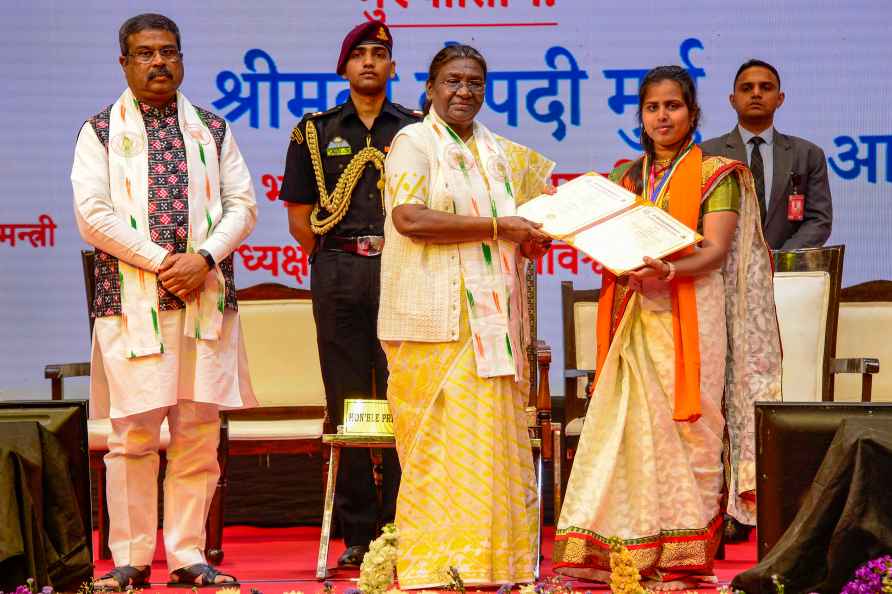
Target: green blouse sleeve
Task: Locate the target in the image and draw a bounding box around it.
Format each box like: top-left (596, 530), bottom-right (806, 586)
top-left (701, 173), bottom-right (741, 216)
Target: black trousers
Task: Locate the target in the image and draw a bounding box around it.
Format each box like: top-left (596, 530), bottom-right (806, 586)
top-left (311, 250), bottom-right (400, 548)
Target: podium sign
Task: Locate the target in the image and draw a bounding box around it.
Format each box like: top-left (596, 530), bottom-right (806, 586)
top-left (343, 399), bottom-right (394, 435)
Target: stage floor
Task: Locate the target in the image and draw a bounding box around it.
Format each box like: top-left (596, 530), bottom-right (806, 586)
top-left (93, 526), bottom-right (757, 592)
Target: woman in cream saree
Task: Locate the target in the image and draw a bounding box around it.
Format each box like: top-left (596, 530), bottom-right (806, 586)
top-left (379, 45), bottom-right (554, 589)
top-left (553, 66), bottom-right (782, 590)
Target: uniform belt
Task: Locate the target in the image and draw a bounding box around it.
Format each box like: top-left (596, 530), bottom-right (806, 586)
top-left (320, 235), bottom-right (385, 257)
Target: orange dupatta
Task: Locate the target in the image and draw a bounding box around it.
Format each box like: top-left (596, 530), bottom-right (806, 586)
top-left (595, 146), bottom-right (704, 422)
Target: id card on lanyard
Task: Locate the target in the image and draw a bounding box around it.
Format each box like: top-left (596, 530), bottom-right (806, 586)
top-left (788, 172), bottom-right (805, 221)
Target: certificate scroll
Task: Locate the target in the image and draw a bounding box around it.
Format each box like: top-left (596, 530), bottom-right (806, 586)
top-left (518, 171), bottom-right (701, 275)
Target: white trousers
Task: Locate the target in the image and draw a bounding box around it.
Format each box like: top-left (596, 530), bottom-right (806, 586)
top-left (105, 400), bottom-right (220, 571)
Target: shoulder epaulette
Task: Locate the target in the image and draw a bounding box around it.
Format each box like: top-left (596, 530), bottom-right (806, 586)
top-left (306, 103), bottom-right (343, 120)
top-left (290, 122), bottom-right (304, 145)
top-left (293, 104), bottom-right (343, 143)
top-left (391, 102), bottom-right (424, 120)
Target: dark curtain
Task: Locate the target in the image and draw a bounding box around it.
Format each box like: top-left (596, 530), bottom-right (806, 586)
top-left (733, 418), bottom-right (892, 593)
top-left (0, 422), bottom-right (92, 591)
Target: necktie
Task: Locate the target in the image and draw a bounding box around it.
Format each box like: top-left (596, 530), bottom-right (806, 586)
top-left (749, 136), bottom-right (766, 223)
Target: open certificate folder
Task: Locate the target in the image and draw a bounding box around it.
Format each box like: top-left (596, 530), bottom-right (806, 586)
top-left (517, 171), bottom-right (702, 275)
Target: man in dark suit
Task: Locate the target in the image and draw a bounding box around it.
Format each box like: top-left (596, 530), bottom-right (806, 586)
top-left (702, 59), bottom-right (832, 249)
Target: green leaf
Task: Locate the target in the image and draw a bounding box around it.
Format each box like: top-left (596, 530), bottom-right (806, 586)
top-left (505, 334), bottom-right (513, 357)
top-left (465, 289), bottom-right (475, 308)
top-left (129, 215), bottom-right (138, 230)
top-left (198, 143), bottom-right (206, 166)
top-left (151, 307), bottom-right (159, 335)
top-left (481, 243), bottom-right (492, 266)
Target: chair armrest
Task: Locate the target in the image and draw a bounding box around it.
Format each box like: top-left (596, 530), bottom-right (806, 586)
top-left (44, 362), bottom-right (91, 379)
top-left (44, 362), bottom-right (91, 401)
top-left (534, 341), bottom-right (553, 460)
top-left (831, 357), bottom-right (880, 375)
top-left (831, 357), bottom-right (880, 403)
top-left (563, 368), bottom-right (596, 398)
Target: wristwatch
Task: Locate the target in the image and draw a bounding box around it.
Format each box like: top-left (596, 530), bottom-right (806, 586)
top-left (197, 249), bottom-right (216, 270)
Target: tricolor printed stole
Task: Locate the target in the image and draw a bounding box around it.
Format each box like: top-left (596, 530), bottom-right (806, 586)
top-left (107, 88), bottom-right (225, 358)
top-left (424, 109), bottom-right (524, 379)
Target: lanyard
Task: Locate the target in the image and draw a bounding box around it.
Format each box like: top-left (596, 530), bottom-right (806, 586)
top-left (644, 140), bottom-right (694, 205)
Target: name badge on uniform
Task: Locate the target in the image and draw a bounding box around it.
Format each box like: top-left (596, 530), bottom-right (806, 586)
top-left (788, 172), bottom-right (805, 221)
top-left (325, 137), bottom-right (352, 157)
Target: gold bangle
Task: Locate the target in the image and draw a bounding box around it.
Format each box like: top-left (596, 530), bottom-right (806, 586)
top-left (492, 217), bottom-right (499, 241)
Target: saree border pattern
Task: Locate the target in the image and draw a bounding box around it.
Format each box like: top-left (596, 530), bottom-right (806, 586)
top-left (553, 513), bottom-right (723, 573)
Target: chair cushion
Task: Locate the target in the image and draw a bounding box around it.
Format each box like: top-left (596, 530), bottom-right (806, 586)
top-left (773, 271), bottom-right (830, 402)
top-left (228, 418), bottom-right (324, 441)
top-left (89, 417), bottom-right (325, 449)
top-left (88, 418), bottom-right (171, 451)
top-left (564, 416), bottom-right (585, 437)
top-left (835, 301), bottom-right (892, 402)
top-left (573, 301), bottom-right (598, 395)
top-left (238, 299), bottom-right (326, 408)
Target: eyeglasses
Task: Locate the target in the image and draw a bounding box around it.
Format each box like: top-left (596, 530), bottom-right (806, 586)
top-left (440, 79), bottom-right (485, 95)
top-left (127, 48), bottom-right (182, 64)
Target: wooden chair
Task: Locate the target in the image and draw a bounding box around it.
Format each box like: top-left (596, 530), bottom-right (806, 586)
top-left (525, 260), bottom-right (561, 544)
top-left (772, 245), bottom-right (879, 402)
top-left (44, 250), bottom-right (227, 563)
top-left (551, 281), bottom-right (599, 516)
top-left (834, 280), bottom-right (892, 402)
top-left (225, 282), bottom-right (326, 473)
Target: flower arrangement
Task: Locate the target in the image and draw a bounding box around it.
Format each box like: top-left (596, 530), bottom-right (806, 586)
top-left (841, 554), bottom-right (892, 594)
top-left (0, 578), bottom-right (53, 594)
top-left (357, 523), bottom-right (399, 594)
top-left (607, 537), bottom-right (646, 594)
top-left (443, 566), bottom-right (465, 593)
top-left (10, 544), bottom-right (889, 594)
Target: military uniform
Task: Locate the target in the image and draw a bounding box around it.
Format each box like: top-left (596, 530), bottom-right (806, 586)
top-left (279, 97), bottom-right (421, 549)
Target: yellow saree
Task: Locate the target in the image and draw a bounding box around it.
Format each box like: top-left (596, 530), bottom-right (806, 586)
top-left (383, 297), bottom-right (538, 588)
top-left (553, 150), bottom-right (782, 585)
top-left (382, 124), bottom-right (554, 588)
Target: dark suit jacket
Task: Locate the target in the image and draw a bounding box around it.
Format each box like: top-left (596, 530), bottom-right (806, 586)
top-left (701, 128), bottom-right (832, 249)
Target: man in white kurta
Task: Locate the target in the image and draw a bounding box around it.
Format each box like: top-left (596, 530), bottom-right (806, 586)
top-left (70, 13), bottom-right (256, 589)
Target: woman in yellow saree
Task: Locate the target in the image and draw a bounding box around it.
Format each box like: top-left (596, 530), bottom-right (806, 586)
top-left (378, 45), bottom-right (555, 589)
top-left (552, 66), bottom-right (782, 590)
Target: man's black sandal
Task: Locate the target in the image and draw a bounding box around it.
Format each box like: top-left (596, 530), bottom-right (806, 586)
top-left (167, 563), bottom-right (239, 588)
top-left (94, 565), bottom-right (151, 591)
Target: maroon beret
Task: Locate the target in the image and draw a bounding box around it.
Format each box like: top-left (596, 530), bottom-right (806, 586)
top-left (336, 21), bottom-right (392, 75)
